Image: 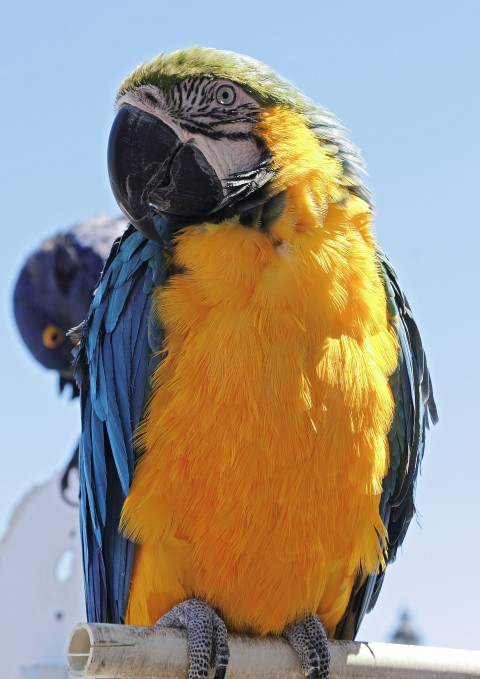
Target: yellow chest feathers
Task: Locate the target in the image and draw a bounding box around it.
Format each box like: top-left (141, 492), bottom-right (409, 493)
top-left (121, 190), bottom-right (399, 634)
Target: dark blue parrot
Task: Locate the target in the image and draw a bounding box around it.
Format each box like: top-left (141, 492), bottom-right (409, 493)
top-left (13, 215), bottom-right (126, 499)
top-left (14, 215), bottom-right (127, 394)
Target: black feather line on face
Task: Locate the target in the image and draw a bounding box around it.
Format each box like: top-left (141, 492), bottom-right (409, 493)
top-left (167, 111), bottom-right (260, 140)
top-left (164, 77), bottom-right (261, 140)
top-left (144, 90), bottom-right (160, 106)
top-left (189, 106), bottom-right (259, 126)
top-left (224, 147), bottom-right (273, 191)
top-left (165, 119), bottom-right (255, 141)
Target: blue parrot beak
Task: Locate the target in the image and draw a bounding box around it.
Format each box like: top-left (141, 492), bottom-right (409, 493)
top-left (108, 104), bottom-right (224, 245)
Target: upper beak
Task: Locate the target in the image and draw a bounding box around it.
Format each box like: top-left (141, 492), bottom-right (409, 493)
top-left (107, 104), bottom-right (224, 244)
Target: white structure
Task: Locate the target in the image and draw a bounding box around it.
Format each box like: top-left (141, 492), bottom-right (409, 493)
top-left (68, 623), bottom-right (480, 679)
top-left (0, 472), bottom-right (85, 678)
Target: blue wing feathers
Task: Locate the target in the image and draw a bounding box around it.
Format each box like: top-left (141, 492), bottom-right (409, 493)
top-left (335, 250), bottom-right (437, 639)
top-left (132, 281), bottom-right (151, 350)
top-left (90, 410), bottom-right (107, 529)
top-left (76, 225), bottom-right (167, 623)
top-left (95, 348), bottom-right (109, 421)
top-left (81, 402), bottom-right (105, 543)
top-left (132, 331), bottom-right (153, 428)
top-left (102, 339), bottom-right (131, 495)
top-left (103, 283), bottom-right (130, 333)
top-left (104, 442), bottom-right (133, 623)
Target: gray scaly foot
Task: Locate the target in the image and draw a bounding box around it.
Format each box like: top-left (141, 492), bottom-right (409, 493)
top-left (155, 598), bottom-right (230, 679)
top-left (282, 614), bottom-right (330, 679)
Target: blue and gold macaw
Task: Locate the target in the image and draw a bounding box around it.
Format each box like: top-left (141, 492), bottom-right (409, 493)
top-left (76, 48), bottom-right (437, 679)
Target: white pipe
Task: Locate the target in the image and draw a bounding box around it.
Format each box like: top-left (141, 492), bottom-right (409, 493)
top-left (67, 623), bottom-right (480, 679)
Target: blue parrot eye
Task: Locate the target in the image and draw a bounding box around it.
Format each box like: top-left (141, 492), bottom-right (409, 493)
top-left (42, 324), bottom-right (65, 349)
top-left (215, 85), bottom-right (236, 106)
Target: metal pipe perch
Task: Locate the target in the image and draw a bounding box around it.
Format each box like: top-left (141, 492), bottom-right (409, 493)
top-left (67, 623), bottom-right (480, 679)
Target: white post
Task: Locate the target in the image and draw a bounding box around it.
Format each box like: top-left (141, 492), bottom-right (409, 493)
top-left (67, 623), bottom-right (480, 679)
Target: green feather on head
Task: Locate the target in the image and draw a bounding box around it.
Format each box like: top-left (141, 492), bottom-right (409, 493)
top-left (118, 46), bottom-right (313, 111)
top-left (118, 46), bottom-right (371, 207)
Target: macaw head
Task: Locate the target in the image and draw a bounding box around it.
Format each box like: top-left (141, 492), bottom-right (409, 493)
top-left (13, 216), bottom-right (126, 394)
top-left (108, 47), bottom-right (370, 246)
top-left (14, 235), bottom-right (87, 393)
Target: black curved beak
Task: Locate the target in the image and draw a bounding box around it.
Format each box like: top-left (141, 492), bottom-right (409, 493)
top-left (108, 104), bottom-right (224, 244)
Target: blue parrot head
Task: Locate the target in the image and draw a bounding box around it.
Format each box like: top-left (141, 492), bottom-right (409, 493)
top-left (13, 234), bottom-right (99, 394)
top-left (13, 216), bottom-right (126, 395)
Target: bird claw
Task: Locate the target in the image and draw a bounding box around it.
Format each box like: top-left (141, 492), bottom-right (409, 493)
top-left (282, 614), bottom-right (330, 679)
top-left (155, 598), bottom-right (230, 679)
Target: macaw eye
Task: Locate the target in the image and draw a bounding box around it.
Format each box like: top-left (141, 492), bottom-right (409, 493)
top-left (42, 324), bottom-right (66, 349)
top-left (215, 85), bottom-right (236, 106)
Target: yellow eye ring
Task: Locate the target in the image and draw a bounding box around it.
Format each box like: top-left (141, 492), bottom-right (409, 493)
top-left (42, 324), bottom-right (66, 349)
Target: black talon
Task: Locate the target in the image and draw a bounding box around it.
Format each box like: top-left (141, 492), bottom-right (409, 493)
top-left (156, 598), bottom-right (230, 679)
top-left (282, 615), bottom-right (330, 679)
top-left (214, 667), bottom-right (227, 679)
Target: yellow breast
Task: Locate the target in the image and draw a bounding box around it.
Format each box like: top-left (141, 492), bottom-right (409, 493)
top-left (121, 183), bottom-right (398, 636)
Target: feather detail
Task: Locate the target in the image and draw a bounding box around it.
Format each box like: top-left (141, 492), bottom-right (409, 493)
top-left (122, 184), bottom-right (398, 636)
top-left (76, 225), bottom-right (167, 623)
top-left (334, 251), bottom-right (437, 639)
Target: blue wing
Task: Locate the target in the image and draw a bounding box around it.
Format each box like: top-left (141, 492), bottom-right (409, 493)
top-left (335, 250), bottom-right (438, 639)
top-left (75, 224), bottom-right (167, 623)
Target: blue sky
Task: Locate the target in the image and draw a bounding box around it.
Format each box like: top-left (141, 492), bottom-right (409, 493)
top-left (1, 0), bottom-right (479, 650)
